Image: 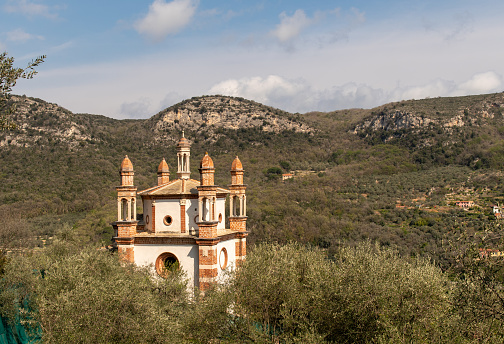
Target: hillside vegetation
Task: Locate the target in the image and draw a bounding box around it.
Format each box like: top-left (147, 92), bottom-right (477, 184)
top-left (1, 93), bottom-right (504, 260)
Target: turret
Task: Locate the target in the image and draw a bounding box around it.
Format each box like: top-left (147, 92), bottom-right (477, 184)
top-left (196, 152), bottom-right (219, 291)
top-left (177, 132), bottom-right (191, 179)
top-left (157, 158), bottom-right (170, 185)
top-left (229, 156), bottom-right (247, 232)
top-left (197, 152), bottom-right (218, 238)
top-left (117, 155), bottom-right (137, 222)
top-left (199, 152), bottom-right (215, 186)
top-left (120, 155), bottom-right (134, 186)
top-left (115, 155), bottom-right (138, 263)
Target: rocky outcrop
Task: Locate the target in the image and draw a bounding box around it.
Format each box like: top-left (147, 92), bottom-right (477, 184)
top-left (147, 95), bottom-right (313, 143)
top-left (353, 111), bottom-right (434, 133)
top-left (0, 96), bottom-right (93, 148)
top-left (353, 93), bottom-right (504, 139)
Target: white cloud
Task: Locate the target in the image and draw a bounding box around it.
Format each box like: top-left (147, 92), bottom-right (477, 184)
top-left (209, 75), bottom-right (308, 106)
top-left (208, 71), bottom-right (504, 114)
top-left (6, 28), bottom-right (44, 42)
top-left (120, 97), bottom-right (153, 119)
top-left (208, 75), bottom-right (386, 112)
top-left (390, 72), bottom-right (503, 102)
top-left (4, 0), bottom-right (57, 19)
top-left (135, 0), bottom-right (197, 41)
top-left (395, 79), bottom-right (456, 101)
top-left (455, 71), bottom-right (502, 95)
top-left (271, 9), bottom-right (313, 42)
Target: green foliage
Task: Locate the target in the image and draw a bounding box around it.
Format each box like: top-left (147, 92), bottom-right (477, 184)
top-left (2, 239), bottom-right (504, 342)
top-left (0, 235), bottom-right (189, 343)
top-left (279, 160), bottom-right (291, 170)
top-left (263, 166), bottom-right (283, 180)
top-left (0, 52), bottom-right (45, 130)
top-left (448, 244), bottom-right (504, 341)
top-left (330, 242), bottom-right (451, 343)
top-left (231, 241), bottom-right (451, 343)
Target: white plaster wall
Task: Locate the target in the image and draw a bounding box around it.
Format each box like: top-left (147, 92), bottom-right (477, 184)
top-left (134, 244), bottom-right (199, 288)
top-left (155, 199), bottom-right (180, 232)
top-left (216, 197), bottom-right (226, 229)
top-left (186, 199), bottom-right (198, 233)
top-left (143, 199), bottom-right (152, 231)
top-left (217, 239), bottom-right (236, 274)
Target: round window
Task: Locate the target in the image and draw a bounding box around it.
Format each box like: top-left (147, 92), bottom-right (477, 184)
top-left (219, 248), bottom-right (228, 270)
top-left (194, 215), bottom-right (199, 223)
top-left (163, 215), bottom-right (173, 226)
top-left (218, 213), bottom-right (223, 223)
top-left (155, 252), bottom-right (179, 277)
top-left (145, 215), bottom-right (150, 224)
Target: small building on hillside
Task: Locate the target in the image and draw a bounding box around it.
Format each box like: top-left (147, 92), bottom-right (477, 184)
top-left (282, 173), bottom-right (294, 181)
top-left (479, 248), bottom-right (504, 259)
top-left (112, 133), bottom-right (248, 291)
top-left (456, 201), bottom-right (474, 209)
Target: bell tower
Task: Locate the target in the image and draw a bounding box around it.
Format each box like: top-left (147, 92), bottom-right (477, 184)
top-left (229, 156), bottom-right (247, 230)
top-left (196, 152), bottom-right (219, 290)
top-left (177, 131), bottom-right (191, 180)
top-left (229, 156), bottom-right (247, 264)
top-left (115, 155), bottom-right (137, 263)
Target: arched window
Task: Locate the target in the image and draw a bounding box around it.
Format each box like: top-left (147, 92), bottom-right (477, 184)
top-left (202, 197), bottom-right (209, 221)
top-left (233, 195), bottom-right (240, 216)
top-left (219, 248), bottom-right (228, 270)
top-left (155, 253), bottom-right (180, 277)
top-left (121, 198), bottom-right (128, 221)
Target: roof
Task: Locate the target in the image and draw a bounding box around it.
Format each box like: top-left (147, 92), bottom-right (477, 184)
top-left (177, 132), bottom-right (190, 148)
top-left (231, 156), bottom-right (243, 171)
top-left (138, 178), bottom-right (229, 196)
top-left (120, 155), bottom-right (133, 171)
top-left (200, 152), bottom-right (214, 169)
top-left (158, 158), bottom-right (169, 172)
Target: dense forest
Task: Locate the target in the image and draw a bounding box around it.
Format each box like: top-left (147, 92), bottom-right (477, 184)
top-left (1, 93), bottom-right (504, 342)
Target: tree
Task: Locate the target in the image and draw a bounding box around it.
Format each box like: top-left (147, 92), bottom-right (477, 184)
top-left (0, 51), bottom-right (45, 130)
top-left (231, 241), bottom-right (452, 343)
top-left (0, 231), bottom-right (189, 343)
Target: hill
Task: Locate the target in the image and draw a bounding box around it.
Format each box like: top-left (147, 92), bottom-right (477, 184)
top-left (145, 95), bottom-right (313, 144)
top-left (2, 92), bottom-right (504, 263)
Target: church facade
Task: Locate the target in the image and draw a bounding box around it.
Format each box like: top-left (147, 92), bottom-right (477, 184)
top-left (112, 134), bottom-right (247, 290)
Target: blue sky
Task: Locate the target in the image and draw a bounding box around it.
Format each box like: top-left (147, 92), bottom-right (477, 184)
top-left (2, 0), bottom-right (504, 119)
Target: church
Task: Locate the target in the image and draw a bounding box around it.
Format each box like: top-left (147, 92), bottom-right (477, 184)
top-left (112, 133), bottom-right (247, 290)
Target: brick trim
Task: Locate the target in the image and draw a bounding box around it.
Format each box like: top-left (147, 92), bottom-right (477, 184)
top-left (180, 204), bottom-right (186, 233)
top-left (134, 237), bottom-right (196, 245)
top-left (152, 202), bottom-right (156, 233)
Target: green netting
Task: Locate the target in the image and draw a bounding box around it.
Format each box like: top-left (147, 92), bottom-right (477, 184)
top-left (0, 315), bottom-right (40, 344)
top-left (0, 297), bottom-right (41, 344)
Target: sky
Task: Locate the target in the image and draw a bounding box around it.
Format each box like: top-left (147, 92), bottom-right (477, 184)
top-left (1, 0), bottom-right (504, 119)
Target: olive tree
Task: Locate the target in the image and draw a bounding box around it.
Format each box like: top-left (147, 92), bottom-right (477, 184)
top-left (0, 234), bottom-right (189, 344)
top-left (231, 241), bottom-right (452, 343)
top-left (0, 51), bottom-right (45, 130)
